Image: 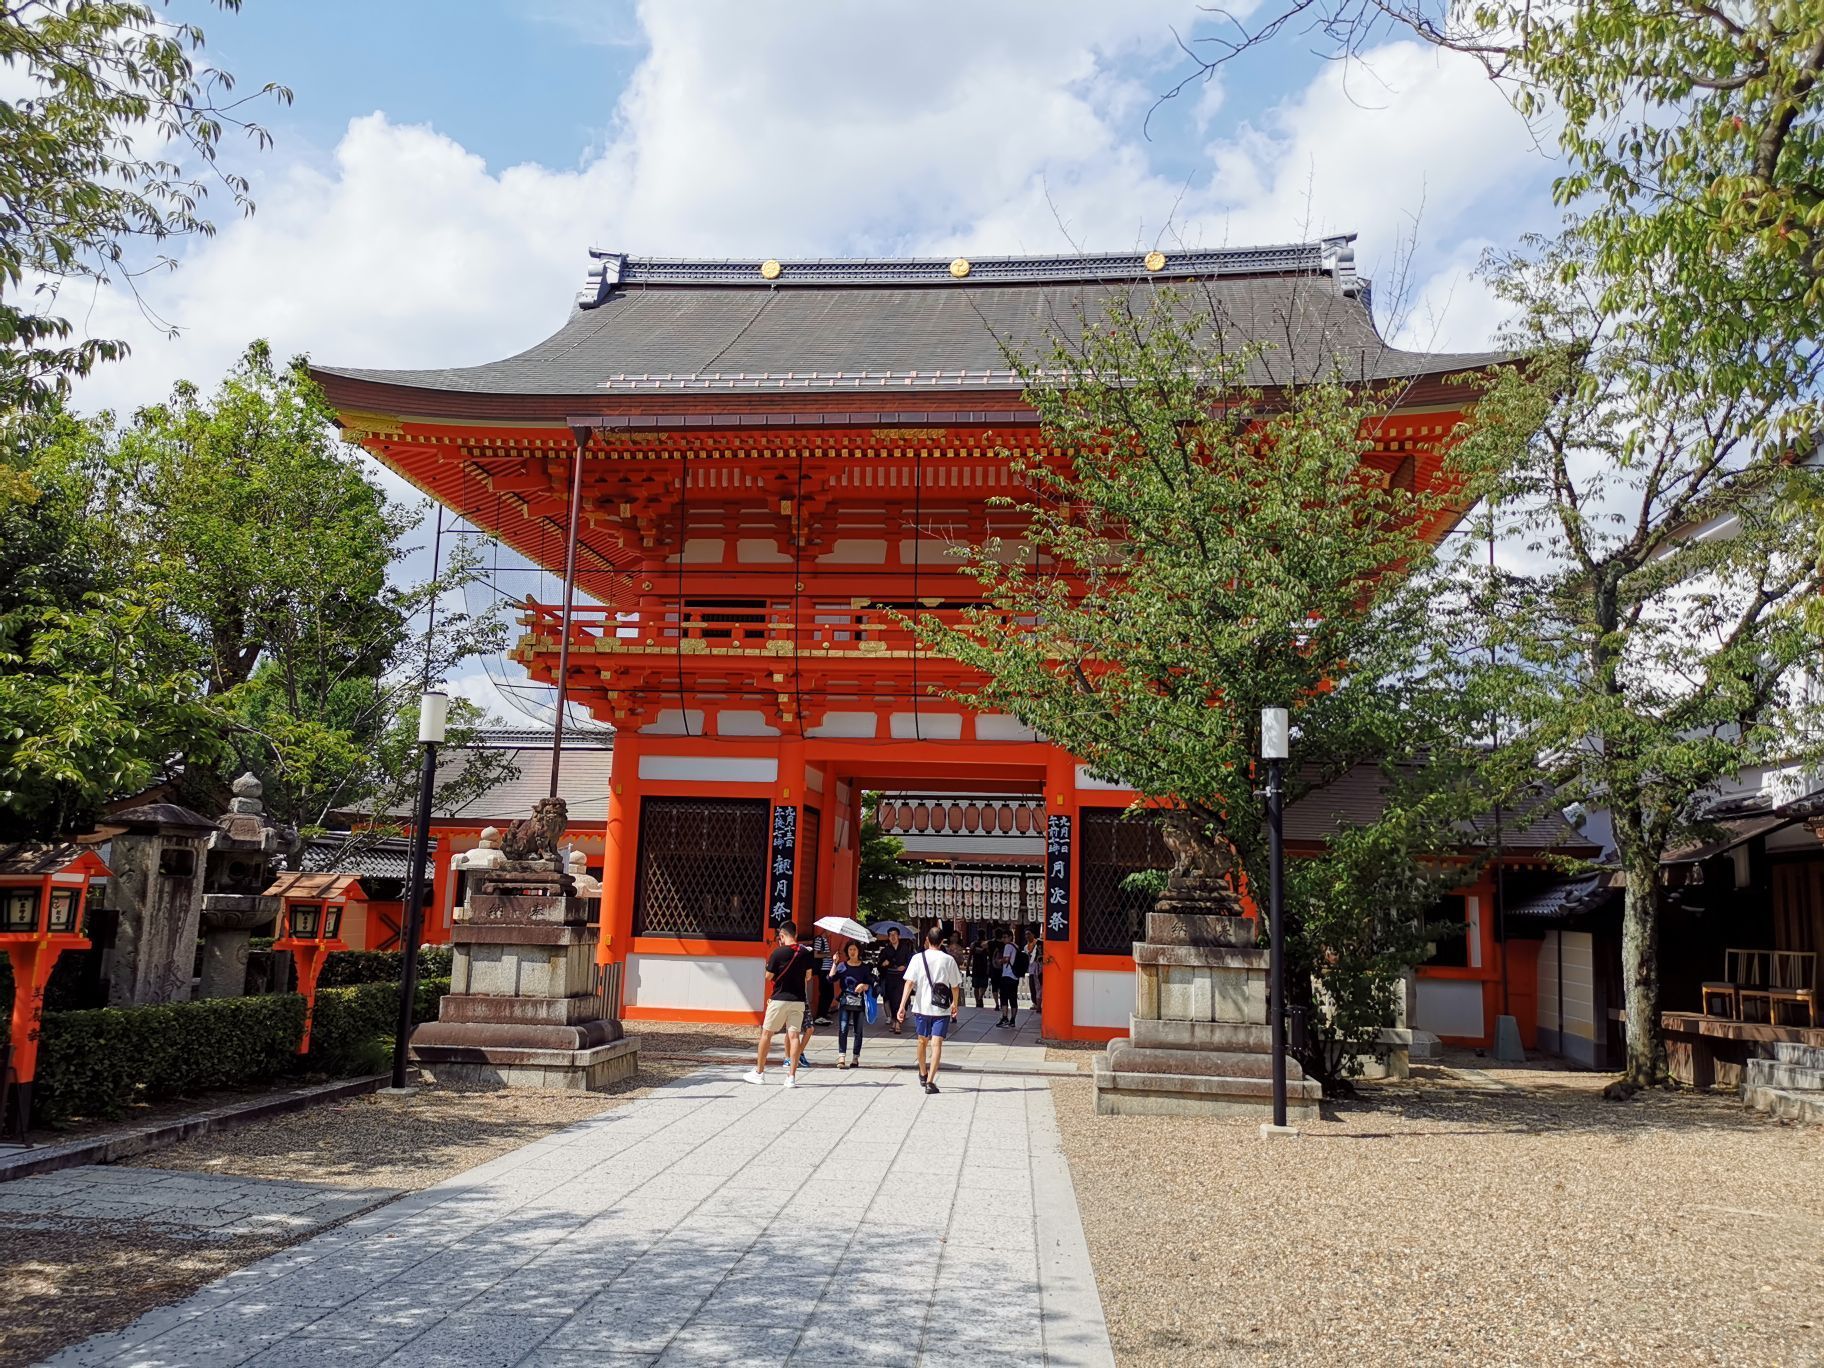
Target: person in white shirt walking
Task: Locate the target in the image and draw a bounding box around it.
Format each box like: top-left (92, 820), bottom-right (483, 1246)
top-left (897, 926), bottom-right (962, 1094)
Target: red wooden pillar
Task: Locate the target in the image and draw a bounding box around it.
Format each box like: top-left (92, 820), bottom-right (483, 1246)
top-left (597, 729), bottom-right (643, 966)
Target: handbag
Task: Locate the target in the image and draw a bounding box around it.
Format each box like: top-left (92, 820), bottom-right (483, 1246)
top-left (921, 951), bottom-right (954, 1010)
top-left (864, 988), bottom-right (879, 1023)
top-left (840, 987), bottom-right (865, 1011)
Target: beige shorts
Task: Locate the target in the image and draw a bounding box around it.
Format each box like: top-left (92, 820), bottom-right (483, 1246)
top-left (763, 999), bottom-right (805, 1035)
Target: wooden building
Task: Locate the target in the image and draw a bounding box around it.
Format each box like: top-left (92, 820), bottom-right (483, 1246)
top-left (313, 240), bottom-right (1505, 1040)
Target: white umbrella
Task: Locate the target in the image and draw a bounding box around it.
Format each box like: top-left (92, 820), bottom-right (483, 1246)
top-left (815, 915), bottom-right (873, 942)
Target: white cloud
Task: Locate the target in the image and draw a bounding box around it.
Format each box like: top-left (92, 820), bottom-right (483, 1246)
top-left (69, 6), bottom-right (1556, 418)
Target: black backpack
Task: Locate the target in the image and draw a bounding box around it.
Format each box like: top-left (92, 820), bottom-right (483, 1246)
top-left (921, 951), bottom-right (954, 1010)
top-left (1012, 946), bottom-right (1031, 976)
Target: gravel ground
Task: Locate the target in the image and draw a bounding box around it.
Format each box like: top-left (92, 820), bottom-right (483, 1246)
top-left (1053, 1063), bottom-right (1824, 1367)
top-left (0, 1033), bottom-right (712, 1368)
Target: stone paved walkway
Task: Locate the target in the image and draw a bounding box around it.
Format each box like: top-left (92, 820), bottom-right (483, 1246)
top-left (0, 1165), bottom-right (398, 1240)
top-left (676, 1003), bottom-right (1070, 1078)
top-left (43, 1070), bottom-right (1113, 1368)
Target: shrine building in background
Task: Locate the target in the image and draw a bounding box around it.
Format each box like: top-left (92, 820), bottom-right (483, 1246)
top-left (312, 239), bottom-right (1513, 1042)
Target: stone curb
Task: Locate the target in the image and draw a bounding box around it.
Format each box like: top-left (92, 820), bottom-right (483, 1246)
top-left (636, 1049), bottom-right (1087, 1077)
top-left (0, 1074), bottom-right (388, 1185)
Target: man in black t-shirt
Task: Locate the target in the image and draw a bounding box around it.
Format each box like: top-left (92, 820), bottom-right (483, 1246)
top-left (878, 928), bottom-right (912, 1035)
top-left (746, 920), bottom-right (814, 1088)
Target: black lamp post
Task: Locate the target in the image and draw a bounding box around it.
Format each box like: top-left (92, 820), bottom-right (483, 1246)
top-left (1262, 706), bottom-right (1290, 1130)
top-left (391, 690), bottom-right (447, 1090)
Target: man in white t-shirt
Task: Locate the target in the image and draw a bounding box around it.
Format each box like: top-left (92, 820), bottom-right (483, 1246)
top-left (897, 926), bottom-right (963, 1094)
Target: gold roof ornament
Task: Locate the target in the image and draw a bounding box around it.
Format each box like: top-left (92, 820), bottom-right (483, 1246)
top-left (759, 259), bottom-right (782, 280)
top-left (949, 257), bottom-right (972, 278)
top-left (1144, 250), bottom-right (1167, 273)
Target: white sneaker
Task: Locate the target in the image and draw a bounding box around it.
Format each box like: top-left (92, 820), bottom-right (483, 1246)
top-left (742, 1070), bottom-right (765, 1086)
top-left (781, 1073), bottom-right (799, 1089)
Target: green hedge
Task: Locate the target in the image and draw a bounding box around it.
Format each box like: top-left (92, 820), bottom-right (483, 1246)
top-left (317, 946), bottom-right (454, 987)
top-left (34, 994), bottom-right (307, 1122)
top-left (23, 977), bottom-right (451, 1124)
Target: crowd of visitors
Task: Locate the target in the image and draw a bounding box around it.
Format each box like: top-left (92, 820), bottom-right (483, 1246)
top-left (743, 918), bottom-right (1041, 1093)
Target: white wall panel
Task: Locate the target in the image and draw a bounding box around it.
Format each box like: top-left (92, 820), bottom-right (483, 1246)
top-left (638, 755), bottom-right (777, 783)
top-left (1414, 978), bottom-right (1486, 1038)
top-left (627, 953), bottom-right (764, 1013)
top-left (1074, 969), bottom-right (1134, 1029)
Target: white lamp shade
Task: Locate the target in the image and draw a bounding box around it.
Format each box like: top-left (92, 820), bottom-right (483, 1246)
top-left (418, 691), bottom-right (450, 744)
top-left (1261, 707), bottom-right (1290, 760)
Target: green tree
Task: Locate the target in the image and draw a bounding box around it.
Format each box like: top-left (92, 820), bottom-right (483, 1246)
top-left (1160, 1), bottom-right (1824, 443)
top-left (91, 342), bottom-right (513, 834)
top-left (855, 791), bottom-right (912, 922)
top-left (0, 1), bottom-right (289, 410)
top-left (1463, 230), bottom-right (1824, 1085)
top-left (920, 292), bottom-right (1512, 1087)
top-left (0, 407), bottom-right (211, 836)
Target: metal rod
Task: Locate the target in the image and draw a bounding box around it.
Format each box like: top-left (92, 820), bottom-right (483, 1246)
top-left (1267, 755), bottom-right (1287, 1129)
top-left (550, 430), bottom-right (588, 798)
top-left (391, 737), bottom-right (439, 1089)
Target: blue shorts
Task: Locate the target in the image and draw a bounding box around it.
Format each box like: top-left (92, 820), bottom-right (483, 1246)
top-left (913, 1013), bottom-right (951, 1039)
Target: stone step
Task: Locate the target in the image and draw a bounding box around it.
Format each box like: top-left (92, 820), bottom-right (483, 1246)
top-left (1743, 1057), bottom-right (1824, 1093)
top-left (1128, 1016), bottom-right (1271, 1054)
top-left (1770, 1041), bottom-right (1824, 1071)
top-left (1092, 1057), bottom-right (1322, 1119)
top-left (1105, 1039), bottom-right (1307, 1081)
top-left (1742, 1084), bottom-right (1824, 1126)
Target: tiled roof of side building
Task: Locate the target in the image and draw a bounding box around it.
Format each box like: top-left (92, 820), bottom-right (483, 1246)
top-left (381, 743), bottom-right (616, 825)
top-left (314, 239), bottom-right (1507, 399)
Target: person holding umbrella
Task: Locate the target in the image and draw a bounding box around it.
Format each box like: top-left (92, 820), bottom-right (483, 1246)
top-left (815, 915), bottom-right (875, 1070)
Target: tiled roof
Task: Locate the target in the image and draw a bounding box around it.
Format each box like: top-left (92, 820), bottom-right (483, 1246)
top-left (1503, 872), bottom-right (1619, 920)
top-left (1284, 765), bottom-right (1594, 853)
top-left (316, 241), bottom-right (1504, 398)
top-left (300, 835), bottom-right (426, 882)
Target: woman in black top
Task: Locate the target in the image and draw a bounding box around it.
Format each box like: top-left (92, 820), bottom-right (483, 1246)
top-left (831, 941), bottom-right (876, 1069)
top-left (969, 938), bottom-right (992, 1009)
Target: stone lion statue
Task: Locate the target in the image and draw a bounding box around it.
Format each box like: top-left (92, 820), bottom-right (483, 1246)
top-left (500, 796), bottom-right (569, 865)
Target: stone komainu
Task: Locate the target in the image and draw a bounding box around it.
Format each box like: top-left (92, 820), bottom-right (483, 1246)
top-left (499, 796), bottom-right (568, 864)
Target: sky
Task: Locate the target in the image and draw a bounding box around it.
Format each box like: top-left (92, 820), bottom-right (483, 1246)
top-left (59, 0), bottom-right (1567, 724)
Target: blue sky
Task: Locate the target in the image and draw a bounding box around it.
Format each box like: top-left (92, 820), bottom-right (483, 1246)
top-left (72, 0), bottom-right (1560, 419)
top-left (69, 1), bottom-right (1564, 721)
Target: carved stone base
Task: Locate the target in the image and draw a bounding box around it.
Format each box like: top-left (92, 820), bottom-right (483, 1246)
top-left (413, 1036), bottom-right (640, 1092)
top-left (1094, 911), bottom-right (1319, 1119)
top-left (408, 891), bottom-right (635, 1092)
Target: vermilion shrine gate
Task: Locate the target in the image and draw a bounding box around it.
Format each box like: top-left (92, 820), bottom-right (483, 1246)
top-left (314, 239), bottom-right (1498, 1042)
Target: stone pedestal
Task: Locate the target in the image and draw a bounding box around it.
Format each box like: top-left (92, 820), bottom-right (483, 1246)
top-left (1094, 911), bottom-right (1321, 1119)
top-left (197, 893), bottom-right (277, 998)
top-left (409, 868), bottom-right (637, 1091)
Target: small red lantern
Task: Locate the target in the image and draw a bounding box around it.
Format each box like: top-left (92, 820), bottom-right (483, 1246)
top-left (0, 842), bottom-right (107, 1138)
top-left (266, 873), bottom-right (360, 1054)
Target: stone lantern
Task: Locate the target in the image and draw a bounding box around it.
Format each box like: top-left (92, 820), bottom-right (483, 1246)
top-left (0, 842), bottom-right (108, 1136)
top-left (199, 774), bottom-right (298, 999)
top-left (267, 873), bottom-right (359, 1053)
top-left (103, 803), bottom-right (218, 1006)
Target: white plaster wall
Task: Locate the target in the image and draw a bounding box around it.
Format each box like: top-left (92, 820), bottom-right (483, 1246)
top-left (809, 712), bottom-right (878, 738)
top-left (627, 953), bottom-right (764, 1014)
top-left (735, 538), bottom-right (791, 563)
top-left (644, 710), bottom-right (706, 736)
top-left (890, 712), bottom-right (963, 740)
top-left (1074, 969), bottom-right (1134, 1029)
top-left (1413, 978), bottom-right (1486, 1038)
top-left (1074, 766), bottom-right (1136, 793)
top-left (638, 755), bottom-right (778, 783)
top-left (806, 765), bottom-right (824, 792)
top-left (816, 539), bottom-right (889, 564)
top-left (1536, 931), bottom-right (1597, 1041)
top-left (715, 710), bottom-right (780, 738)
top-left (1466, 894), bottom-right (1484, 969)
top-left (977, 714), bottom-right (1037, 743)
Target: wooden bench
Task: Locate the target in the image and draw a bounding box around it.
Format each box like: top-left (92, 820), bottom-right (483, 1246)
top-left (1702, 948), bottom-right (1772, 1020)
top-left (1768, 951), bottom-right (1817, 1028)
